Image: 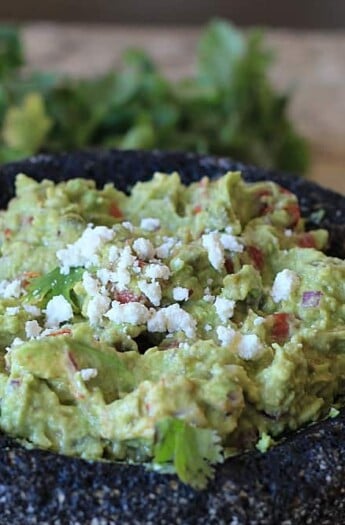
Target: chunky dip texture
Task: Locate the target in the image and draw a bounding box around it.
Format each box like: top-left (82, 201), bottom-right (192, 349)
top-left (0, 171), bottom-right (344, 488)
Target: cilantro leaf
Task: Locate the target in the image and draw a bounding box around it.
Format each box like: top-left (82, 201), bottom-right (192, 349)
top-left (26, 266), bottom-right (84, 311)
top-left (153, 417), bottom-right (223, 489)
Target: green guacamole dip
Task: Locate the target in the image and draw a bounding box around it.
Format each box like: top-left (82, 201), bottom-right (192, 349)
top-left (0, 171), bottom-right (344, 488)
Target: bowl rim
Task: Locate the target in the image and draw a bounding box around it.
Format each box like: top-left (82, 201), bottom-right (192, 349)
top-left (0, 148), bottom-right (344, 524)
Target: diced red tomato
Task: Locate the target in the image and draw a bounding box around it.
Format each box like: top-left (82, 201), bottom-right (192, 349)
top-left (21, 271), bottom-right (41, 288)
top-left (260, 204), bottom-right (274, 216)
top-left (269, 313), bottom-right (292, 344)
top-left (284, 203), bottom-right (301, 228)
top-left (109, 202), bottom-right (123, 219)
top-left (247, 245), bottom-right (264, 271)
top-left (256, 189), bottom-right (274, 216)
top-left (137, 259), bottom-right (147, 269)
top-left (225, 258), bottom-right (234, 274)
top-left (279, 186), bottom-right (293, 196)
top-left (4, 228), bottom-right (12, 239)
top-left (192, 204), bottom-right (202, 215)
top-left (256, 189), bottom-right (272, 198)
top-left (297, 232), bottom-right (316, 248)
top-left (23, 271), bottom-right (40, 279)
top-left (48, 328), bottom-right (72, 337)
top-left (115, 290), bottom-right (139, 303)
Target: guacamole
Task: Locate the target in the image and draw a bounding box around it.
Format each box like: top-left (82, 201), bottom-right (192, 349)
top-left (0, 171), bottom-right (344, 488)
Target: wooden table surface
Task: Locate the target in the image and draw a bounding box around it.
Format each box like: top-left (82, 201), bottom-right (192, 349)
top-left (22, 23), bottom-right (345, 194)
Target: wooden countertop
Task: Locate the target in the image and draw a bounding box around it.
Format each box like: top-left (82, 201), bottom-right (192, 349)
top-left (22, 23), bottom-right (345, 194)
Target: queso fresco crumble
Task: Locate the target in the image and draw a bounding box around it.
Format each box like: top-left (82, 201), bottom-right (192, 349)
top-left (0, 170), bottom-right (344, 488)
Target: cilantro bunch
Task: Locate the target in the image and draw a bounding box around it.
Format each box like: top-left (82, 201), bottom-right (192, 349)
top-left (0, 20), bottom-right (309, 173)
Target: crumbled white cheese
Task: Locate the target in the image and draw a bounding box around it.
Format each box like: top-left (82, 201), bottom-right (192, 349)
top-left (97, 246), bottom-right (136, 290)
top-left (108, 245), bottom-right (120, 263)
top-left (23, 304), bottom-right (41, 317)
top-left (214, 297), bottom-right (235, 322)
top-left (5, 306), bottom-right (20, 316)
top-left (115, 246), bottom-right (136, 289)
top-left (80, 368), bottom-right (98, 381)
top-left (220, 233), bottom-right (243, 253)
top-left (156, 237), bottom-right (176, 259)
top-left (0, 279), bottom-right (23, 299)
top-left (82, 271), bottom-right (100, 295)
top-left (284, 229), bottom-right (293, 237)
top-left (217, 326), bottom-right (236, 346)
top-left (203, 287), bottom-right (215, 303)
top-left (238, 334), bottom-right (263, 360)
top-left (6, 337), bottom-right (24, 351)
top-left (271, 269), bottom-right (300, 303)
top-left (25, 320), bottom-right (42, 339)
top-left (204, 323), bottom-right (212, 332)
top-left (172, 287), bottom-right (189, 302)
top-left (119, 245), bottom-right (135, 268)
top-left (144, 263), bottom-right (170, 280)
top-left (86, 294), bottom-right (111, 325)
top-left (12, 337), bottom-right (24, 347)
top-left (132, 264), bottom-right (141, 275)
top-left (45, 295), bottom-right (74, 328)
top-left (170, 257), bottom-right (184, 272)
top-left (202, 232), bottom-right (224, 271)
top-left (57, 225), bottom-right (114, 274)
top-left (133, 238), bottom-right (155, 261)
top-left (147, 304), bottom-right (196, 338)
top-left (146, 309), bottom-right (167, 332)
top-left (138, 280), bottom-right (162, 307)
top-left (97, 268), bottom-right (116, 285)
top-left (140, 217), bottom-right (160, 231)
top-left (122, 221), bottom-right (134, 232)
top-left (253, 316), bottom-right (265, 326)
top-left (105, 301), bottom-right (150, 325)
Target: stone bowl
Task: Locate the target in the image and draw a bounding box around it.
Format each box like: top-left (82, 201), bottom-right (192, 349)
top-left (0, 149), bottom-right (344, 525)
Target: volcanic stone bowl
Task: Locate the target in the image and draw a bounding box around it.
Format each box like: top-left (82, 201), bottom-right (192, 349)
top-left (0, 149), bottom-right (344, 525)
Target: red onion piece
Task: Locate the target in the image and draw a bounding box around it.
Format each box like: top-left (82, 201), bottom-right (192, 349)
top-left (301, 291), bottom-right (322, 307)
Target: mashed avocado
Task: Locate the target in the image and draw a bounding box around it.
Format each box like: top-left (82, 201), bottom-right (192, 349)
top-left (0, 171), bottom-right (344, 488)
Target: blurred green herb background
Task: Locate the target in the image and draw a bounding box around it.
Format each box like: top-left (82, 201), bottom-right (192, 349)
top-left (0, 20), bottom-right (309, 173)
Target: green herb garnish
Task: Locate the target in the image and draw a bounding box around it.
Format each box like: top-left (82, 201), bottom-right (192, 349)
top-left (26, 266), bottom-right (83, 311)
top-left (0, 20), bottom-right (308, 173)
top-left (154, 417), bottom-right (223, 489)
